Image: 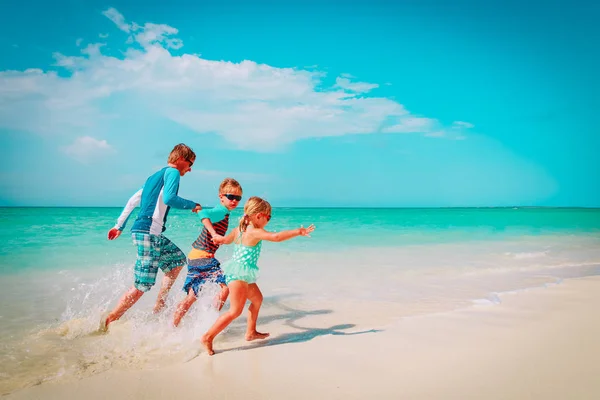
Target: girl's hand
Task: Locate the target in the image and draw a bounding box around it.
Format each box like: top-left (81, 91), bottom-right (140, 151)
top-left (299, 224), bottom-right (315, 237)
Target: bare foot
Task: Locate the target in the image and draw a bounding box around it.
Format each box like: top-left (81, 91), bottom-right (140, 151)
top-left (245, 331), bottom-right (270, 341)
top-left (201, 334), bottom-right (215, 356)
top-left (99, 312), bottom-right (110, 333)
top-left (152, 300), bottom-right (166, 314)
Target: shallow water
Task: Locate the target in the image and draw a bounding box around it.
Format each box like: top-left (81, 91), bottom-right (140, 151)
top-left (1, 207), bottom-right (599, 394)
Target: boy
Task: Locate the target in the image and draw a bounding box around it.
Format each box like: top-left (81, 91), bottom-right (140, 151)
top-left (173, 178), bottom-right (243, 327)
top-left (102, 143), bottom-right (202, 331)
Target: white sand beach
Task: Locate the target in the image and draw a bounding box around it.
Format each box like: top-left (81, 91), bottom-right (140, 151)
top-left (6, 275), bottom-right (600, 400)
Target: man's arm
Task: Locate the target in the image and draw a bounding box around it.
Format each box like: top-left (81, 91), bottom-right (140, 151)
top-left (163, 168), bottom-right (199, 210)
top-left (108, 188), bottom-right (143, 240)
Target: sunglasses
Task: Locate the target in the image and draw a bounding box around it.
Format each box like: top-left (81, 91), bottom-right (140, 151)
top-left (223, 194), bottom-right (242, 201)
top-left (186, 159), bottom-right (194, 167)
top-left (262, 213), bottom-right (271, 221)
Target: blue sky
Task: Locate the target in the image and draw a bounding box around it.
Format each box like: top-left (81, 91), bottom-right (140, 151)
top-left (1, 0), bottom-right (598, 207)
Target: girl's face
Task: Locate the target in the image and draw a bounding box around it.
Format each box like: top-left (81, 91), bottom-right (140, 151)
top-left (250, 211), bottom-right (271, 228)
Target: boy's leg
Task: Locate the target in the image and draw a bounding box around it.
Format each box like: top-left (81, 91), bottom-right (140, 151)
top-left (215, 284), bottom-right (229, 311)
top-left (173, 258), bottom-right (220, 325)
top-left (153, 236), bottom-right (186, 314)
top-left (173, 288), bottom-right (197, 327)
top-left (245, 283), bottom-right (269, 341)
top-left (201, 280), bottom-right (249, 356)
top-left (153, 266), bottom-right (183, 314)
top-left (213, 265), bottom-right (229, 311)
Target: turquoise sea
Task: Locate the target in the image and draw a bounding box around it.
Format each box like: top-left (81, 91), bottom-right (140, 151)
top-left (1, 207), bottom-right (599, 394)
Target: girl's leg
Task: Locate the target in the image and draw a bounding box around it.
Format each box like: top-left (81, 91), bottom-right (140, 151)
top-left (245, 283), bottom-right (269, 341)
top-left (173, 288), bottom-right (197, 327)
top-left (201, 280), bottom-right (248, 355)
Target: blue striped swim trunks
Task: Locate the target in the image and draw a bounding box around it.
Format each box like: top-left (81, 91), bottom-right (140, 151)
top-left (183, 257), bottom-right (226, 296)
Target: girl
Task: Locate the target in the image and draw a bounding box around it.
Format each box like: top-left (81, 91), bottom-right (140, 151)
top-left (201, 196), bottom-right (315, 355)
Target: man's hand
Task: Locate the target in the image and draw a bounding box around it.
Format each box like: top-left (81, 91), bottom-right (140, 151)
top-left (108, 228), bottom-right (122, 240)
top-left (192, 204), bottom-right (202, 213)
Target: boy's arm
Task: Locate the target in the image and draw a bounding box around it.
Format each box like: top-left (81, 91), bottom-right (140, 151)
top-left (202, 219), bottom-right (218, 236)
top-left (197, 207), bottom-right (222, 237)
top-left (251, 225), bottom-right (315, 243)
top-left (163, 168), bottom-right (200, 211)
top-left (198, 207), bottom-right (231, 242)
top-left (199, 211), bottom-right (219, 237)
top-left (108, 188), bottom-right (143, 240)
top-left (218, 228), bottom-right (239, 245)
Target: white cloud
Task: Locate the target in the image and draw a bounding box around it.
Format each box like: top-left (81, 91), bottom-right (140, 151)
top-left (453, 121), bottom-right (474, 129)
top-left (424, 120), bottom-right (474, 139)
top-left (382, 117), bottom-right (436, 133)
top-left (133, 23), bottom-right (183, 50)
top-left (101, 7), bottom-right (182, 50)
top-left (335, 77), bottom-right (379, 93)
top-left (62, 136), bottom-right (115, 163)
top-left (99, 33), bottom-right (109, 38)
top-left (75, 38), bottom-right (83, 47)
top-left (0, 8), bottom-right (474, 152)
top-left (102, 8), bottom-right (131, 33)
top-left (424, 130), bottom-right (445, 138)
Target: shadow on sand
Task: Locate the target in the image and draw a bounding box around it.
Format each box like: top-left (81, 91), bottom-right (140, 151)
top-left (217, 294), bottom-right (382, 354)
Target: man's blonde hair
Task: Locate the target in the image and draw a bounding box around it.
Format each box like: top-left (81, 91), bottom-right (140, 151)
top-left (168, 143), bottom-right (196, 164)
top-left (219, 178), bottom-right (242, 194)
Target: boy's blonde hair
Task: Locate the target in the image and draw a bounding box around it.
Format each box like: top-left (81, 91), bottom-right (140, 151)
top-left (239, 196), bottom-right (271, 232)
top-left (219, 178), bottom-right (242, 194)
top-left (168, 143), bottom-right (196, 164)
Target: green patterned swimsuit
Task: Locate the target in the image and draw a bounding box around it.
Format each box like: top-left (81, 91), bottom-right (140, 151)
top-left (222, 231), bottom-right (262, 284)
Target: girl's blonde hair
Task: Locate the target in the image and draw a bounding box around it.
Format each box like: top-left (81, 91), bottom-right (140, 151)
top-left (239, 196), bottom-right (272, 232)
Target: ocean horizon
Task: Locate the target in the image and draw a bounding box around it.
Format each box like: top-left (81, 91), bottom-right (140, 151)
top-left (2, 205), bottom-right (599, 209)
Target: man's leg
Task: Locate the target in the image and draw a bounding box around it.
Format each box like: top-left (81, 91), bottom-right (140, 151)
top-left (153, 236), bottom-right (186, 314)
top-left (102, 287), bottom-right (144, 331)
top-left (101, 233), bottom-right (157, 331)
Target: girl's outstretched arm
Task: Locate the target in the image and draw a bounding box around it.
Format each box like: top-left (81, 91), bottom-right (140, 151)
top-left (252, 224), bottom-right (315, 243)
